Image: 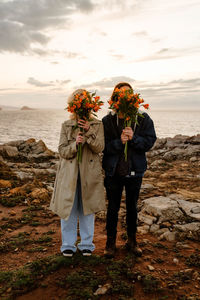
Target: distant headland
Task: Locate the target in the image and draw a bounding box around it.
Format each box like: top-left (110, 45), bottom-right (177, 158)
top-left (21, 106), bottom-right (35, 110)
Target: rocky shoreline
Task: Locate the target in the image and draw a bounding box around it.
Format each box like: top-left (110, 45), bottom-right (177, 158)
top-left (0, 134), bottom-right (200, 299)
top-left (0, 135), bottom-right (200, 241)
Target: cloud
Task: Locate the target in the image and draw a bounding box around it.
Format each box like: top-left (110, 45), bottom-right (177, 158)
top-left (137, 47), bottom-right (200, 62)
top-left (135, 78), bottom-right (200, 100)
top-left (80, 76), bottom-right (135, 90)
top-left (0, 0), bottom-right (94, 54)
top-left (27, 77), bottom-right (71, 87)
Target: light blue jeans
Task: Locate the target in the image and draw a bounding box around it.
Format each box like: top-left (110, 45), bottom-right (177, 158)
top-left (60, 175), bottom-right (95, 253)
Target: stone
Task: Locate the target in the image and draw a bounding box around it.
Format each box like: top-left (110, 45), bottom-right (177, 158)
top-left (147, 265), bottom-right (155, 271)
top-left (138, 212), bottom-right (157, 225)
top-left (174, 222), bottom-right (200, 232)
top-left (191, 206), bottom-right (200, 214)
top-left (0, 145), bottom-right (19, 158)
top-left (159, 231), bottom-right (176, 241)
top-left (177, 200), bottom-right (200, 221)
top-left (142, 196), bottom-right (183, 223)
top-left (31, 140), bottom-right (48, 154)
top-left (150, 224), bottom-right (160, 233)
top-left (94, 284), bottom-right (111, 296)
top-left (141, 183), bottom-right (155, 191)
top-left (154, 228), bottom-right (169, 236)
top-left (137, 225), bottom-right (150, 234)
top-left (30, 188), bottom-right (49, 201)
top-left (173, 258), bottom-right (179, 264)
top-left (190, 156), bottom-right (198, 162)
top-left (15, 171), bottom-right (33, 180)
top-left (0, 179), bottom-right (12, 188)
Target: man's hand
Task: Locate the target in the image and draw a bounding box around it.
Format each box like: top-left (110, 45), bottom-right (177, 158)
top-left (78, 119), bottom-right (90, 132)
top-left (121, 132), bottom-right (129, 144)
top-left (123, 127), bottom-right (134, 140)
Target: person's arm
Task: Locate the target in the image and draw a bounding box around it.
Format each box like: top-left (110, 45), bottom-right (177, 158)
top-left (85, 122), bottom-right (105, 154)
top-left (58, 123), bottom-right (77, 159)
top-left (129, 114), bottom-right (157, 152)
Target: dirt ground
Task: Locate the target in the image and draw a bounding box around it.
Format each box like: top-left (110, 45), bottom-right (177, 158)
top-left (0, 158), bottom-right (200, 300)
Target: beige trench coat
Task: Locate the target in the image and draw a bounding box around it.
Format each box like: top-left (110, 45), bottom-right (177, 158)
top-left (50, 118), bottom-right (106, 221)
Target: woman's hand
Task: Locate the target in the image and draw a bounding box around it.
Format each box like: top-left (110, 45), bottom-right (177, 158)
top-left (78, 119), bottom-right (90, 132)
top-left (121, 132), bottom-right (129, 144)
top-left (123, 127), bottom-right (133, 140)
top-left (76, 132), bottom-right (84, 145)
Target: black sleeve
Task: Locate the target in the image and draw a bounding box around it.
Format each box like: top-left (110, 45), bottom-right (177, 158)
top-left (129, 113), bottom-right (157, 152)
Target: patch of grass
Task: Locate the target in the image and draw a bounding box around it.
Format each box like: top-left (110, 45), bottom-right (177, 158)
top-left (173, 271), bottom-right (191, 283)
top-left (142, 274), bottom-right (160, 293)
top-left (153, 242), bottom-right (168, 249)
top-left (0, 195), bottom-right (25, 207)
top-left (0, 271), bottom-right (13, 283)
top-left (36, 235), bottom-right (52, 244)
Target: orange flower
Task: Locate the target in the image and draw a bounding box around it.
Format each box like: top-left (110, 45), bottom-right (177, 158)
top-left (143, 104), bottom-right (149, 109)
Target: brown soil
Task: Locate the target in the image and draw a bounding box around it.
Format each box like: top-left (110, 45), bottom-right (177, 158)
top-left (0, 158), bottom-right (200, 300)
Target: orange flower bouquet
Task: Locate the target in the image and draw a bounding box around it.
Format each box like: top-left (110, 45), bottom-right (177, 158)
top-left (108, 88), bottom-right (149, 161)
top-left (66, 91), bottom-right (103, 162)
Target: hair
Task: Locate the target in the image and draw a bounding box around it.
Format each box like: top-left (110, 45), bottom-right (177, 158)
top-left (110, 82), bottom-right (133, 102)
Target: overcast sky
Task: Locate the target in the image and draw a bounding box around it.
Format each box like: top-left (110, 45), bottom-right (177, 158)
top-left (0, 0), bottom-right (200, 110)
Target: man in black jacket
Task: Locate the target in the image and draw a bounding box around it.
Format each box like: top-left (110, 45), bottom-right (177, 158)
top-left (102, 82), bottom-right (157, 258)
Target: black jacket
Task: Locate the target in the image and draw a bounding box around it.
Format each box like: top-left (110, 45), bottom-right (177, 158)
top-left (102, 112), bottom-right (157, 176)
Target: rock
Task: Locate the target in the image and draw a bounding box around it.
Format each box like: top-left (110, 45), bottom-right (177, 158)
top-left (191, 206), bottom-right (200, 214)
top-left (159, 231), bottom-right (176, 241)
top-left (173, 258), bottom-right (179, 264)
top-left (176, 242), bottom-right (192, 249)
top-left (15, 171), bottom-right (33, 180)
top-left (147, 265), bottom-right (155, 271)
top-left (137, 225), bottom-right (150, 234)
top-left (138, 212), bottom-right (157, 225)
top-left (154, 228), bottom-right (169, 236)
top-left (0, 179), bottom-right (12, 188)
top-left (30, 188), bottom-right (49, 201)
top-left (174, 222), bottom-right (200, 232)
top-left (150, 159), bottom-right (166, 168)
top-left (141, 183), bottom-right (155, 191)
top-left (142, 196), bottom-right (183, 223)
top-left (94, 284), bottom-right (111, 296)
top-left (190, 156), bottom-right (198, 162)
top-left (150, 224), bottom-right (160, 233)
top-left (177, 200), bottom-right (200, 221)
top-left (31, 140), bottom-right (48, 154)
top-left (9, 186), bottom-right (26, 196)
top-left (0, 145), bottom-right (19, 158)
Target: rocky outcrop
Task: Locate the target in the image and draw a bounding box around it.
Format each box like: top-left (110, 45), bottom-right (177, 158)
top-left (138, 195), bottom-right (200, 241)
top-left (0, 135), bottom-right (200, 242)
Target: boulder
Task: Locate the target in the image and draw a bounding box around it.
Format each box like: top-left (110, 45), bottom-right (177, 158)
top-left (142, 196), bottom-right (184, 223)
top-left (177, 200), bottom-right (200, 221)
top-left (0, 145), bottom-right (19, 158)
top-left (138, 212), bottom-right (157, 225)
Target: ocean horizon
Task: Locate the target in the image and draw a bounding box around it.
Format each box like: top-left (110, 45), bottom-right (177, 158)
top-left (0, 109), bottom-right (200, 152)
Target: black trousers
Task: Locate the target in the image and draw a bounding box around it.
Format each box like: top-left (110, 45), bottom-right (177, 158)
top-left (104, 175), bottom-right (143, 239)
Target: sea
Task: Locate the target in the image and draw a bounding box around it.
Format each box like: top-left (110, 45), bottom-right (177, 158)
top-left (0, 109), bottom-right (200, 152)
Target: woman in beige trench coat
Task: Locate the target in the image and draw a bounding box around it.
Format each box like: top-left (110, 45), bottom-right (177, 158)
top-left (50, 89), bottom-right (105, 257)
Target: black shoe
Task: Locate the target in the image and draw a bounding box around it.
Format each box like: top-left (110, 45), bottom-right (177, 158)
top-left (62, 249), bottom-right (74, 257)
top-left (82, 249), bottom-right (92, 256)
